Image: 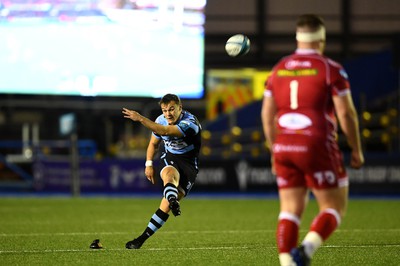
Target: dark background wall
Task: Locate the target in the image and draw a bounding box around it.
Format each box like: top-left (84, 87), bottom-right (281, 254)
top-left (0, 0), bottom-right (399, 155)
top-left (205, 0), bottom-right (400, 67)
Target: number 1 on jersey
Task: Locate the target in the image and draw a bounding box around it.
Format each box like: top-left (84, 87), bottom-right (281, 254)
top-left (290, 80), bottom-right (299, 110)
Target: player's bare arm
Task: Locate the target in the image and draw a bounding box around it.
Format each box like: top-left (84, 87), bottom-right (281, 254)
top-left (261, 95), bottom-right (277, 173)
top-left (261, 96), bottom-right (277, 146)
top-left (124, 94), bottom-right (200, 250)
top-left (122, 108), bottom-right (183, 137)
top-left (333, 94), bottom-right (364, 169)
top-left (144, 135), bottom-right (161, 184)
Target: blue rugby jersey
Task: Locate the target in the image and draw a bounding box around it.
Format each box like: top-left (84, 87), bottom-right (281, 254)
top-left (152, 110), bottom-right (202, 157)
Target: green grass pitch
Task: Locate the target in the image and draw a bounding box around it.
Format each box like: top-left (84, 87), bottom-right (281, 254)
top-left (0, 196), bottom-right (399, 265)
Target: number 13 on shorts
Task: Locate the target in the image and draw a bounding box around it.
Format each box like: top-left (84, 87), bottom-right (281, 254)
top-left (314, 171), bottom-right (336, 185)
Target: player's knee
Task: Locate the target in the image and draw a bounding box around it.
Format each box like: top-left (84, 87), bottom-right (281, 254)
top-left (161, 166), bottom-right (180, 184)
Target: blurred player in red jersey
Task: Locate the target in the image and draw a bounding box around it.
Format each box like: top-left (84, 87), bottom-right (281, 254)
top-left (261, 14), bottom-right (364, 266)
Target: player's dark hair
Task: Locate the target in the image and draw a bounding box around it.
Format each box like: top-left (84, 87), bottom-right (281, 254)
top-left (297, 14), bottom-right (325, 31)
top-left (159, 94), bottom-right (181, 106)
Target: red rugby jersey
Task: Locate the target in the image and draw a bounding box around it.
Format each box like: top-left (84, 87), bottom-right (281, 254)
top-left (265, 48), bottom-right (351, 140)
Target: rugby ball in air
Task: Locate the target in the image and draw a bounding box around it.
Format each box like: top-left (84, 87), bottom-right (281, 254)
top-left (225, 34), bottom-right (250, 57)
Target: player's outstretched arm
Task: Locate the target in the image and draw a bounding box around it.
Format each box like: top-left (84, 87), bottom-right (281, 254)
top-left (122, 108), bottom-right (182, 137)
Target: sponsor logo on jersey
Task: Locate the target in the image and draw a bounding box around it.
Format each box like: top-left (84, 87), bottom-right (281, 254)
top-left (273, 144), bottom-right (308, 153)
top-left (278, 113), bottom-right (313, 130)
top-left (285, 60), bottom-right (312, 69)
top-left (178, 120), bottom-right (190, 131)
top-left (277, 69), bottom-right (318, 77)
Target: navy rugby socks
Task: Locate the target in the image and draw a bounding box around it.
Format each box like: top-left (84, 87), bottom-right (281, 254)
top-left (163, 183), bottom-right (178, 202)
top-left (137, 208), bottom-right (169, 243)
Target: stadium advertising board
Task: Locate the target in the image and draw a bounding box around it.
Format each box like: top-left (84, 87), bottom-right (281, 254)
top-left (32, 157), bottom-right (400, 195)
top-left (195, 158), bottom-right (400, 195)
top-left (33, 158), bottom-right (161, 193)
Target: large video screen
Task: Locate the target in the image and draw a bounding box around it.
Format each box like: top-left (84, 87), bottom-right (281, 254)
top-left (0, 0), bottom-right (206, 98)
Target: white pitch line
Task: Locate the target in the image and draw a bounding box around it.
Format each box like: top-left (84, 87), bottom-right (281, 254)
top-left (323, 244), bottom-right (400, 248)
top-left (0, 230), bottom-right (274, 237)
top-left (1, 244), bottom-right (400, 255)
top-left (1, 228), bottom-right (399, 237)
top-left (0, 249), bottom-right (102, 254)
top-left (0, 232), bottom-right (129, 237)
top-left (0, 246), bottom-right (254, 254)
